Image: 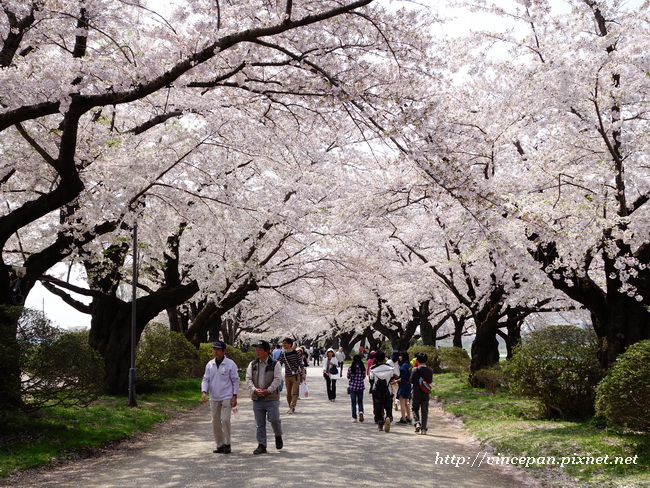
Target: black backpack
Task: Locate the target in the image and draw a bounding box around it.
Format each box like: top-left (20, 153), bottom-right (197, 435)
top-left (373, 377), bottom-right (390, 398)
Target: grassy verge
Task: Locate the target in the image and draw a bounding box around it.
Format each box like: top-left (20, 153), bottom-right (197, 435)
top-left (433, 373), bottom-right (650, 488)
top-left (0, 377), bottom-right (202, 478)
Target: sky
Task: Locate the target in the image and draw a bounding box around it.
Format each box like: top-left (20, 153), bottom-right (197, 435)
top-left (25, 265), bottom-right (92, 330)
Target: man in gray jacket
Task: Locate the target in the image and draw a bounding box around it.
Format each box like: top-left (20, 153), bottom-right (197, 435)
top-left (201, 341), bottom-right (239, 454)
top-left (245, 340), bottom-right (284, 454)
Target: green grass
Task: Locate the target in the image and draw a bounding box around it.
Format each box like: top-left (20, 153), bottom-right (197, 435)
top-left (433, 374), bottom-right (650, 488)
top-left (0, 377), bottom-right (201, 478)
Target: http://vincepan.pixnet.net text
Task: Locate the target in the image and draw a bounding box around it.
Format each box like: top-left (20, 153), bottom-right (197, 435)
top-left (434, 452), bottom-right (639, 468)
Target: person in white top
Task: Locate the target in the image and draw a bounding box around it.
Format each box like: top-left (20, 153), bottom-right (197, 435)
top-left (201, 341), bottom-right (239, 454)
top-left (335, 347), bottom-right (346, 375)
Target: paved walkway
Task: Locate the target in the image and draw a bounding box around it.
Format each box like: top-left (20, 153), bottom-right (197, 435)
top-left (3, 366), bottom-right (539, 488)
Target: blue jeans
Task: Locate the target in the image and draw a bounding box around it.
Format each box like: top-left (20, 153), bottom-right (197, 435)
top-left (252, 399), bottom-right (282, 447)
top-left (350, 390), bottom-right (364, 419)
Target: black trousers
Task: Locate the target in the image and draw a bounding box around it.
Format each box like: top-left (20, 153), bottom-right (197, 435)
top-left (412, 395), bottom-right (429, 430)
top-left (372, 394), bottom-right (393, 424)
top-left (323, 373), bottom-right (337, 400)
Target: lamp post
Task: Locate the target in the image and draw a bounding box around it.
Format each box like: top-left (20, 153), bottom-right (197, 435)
top-left (128, 222), bottom-right (138, 407)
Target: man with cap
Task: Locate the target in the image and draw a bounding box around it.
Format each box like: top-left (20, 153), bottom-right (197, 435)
top-left (201, 340), bottom-right (239, 453)
top-left (245, 340), bottom-right (284, 455)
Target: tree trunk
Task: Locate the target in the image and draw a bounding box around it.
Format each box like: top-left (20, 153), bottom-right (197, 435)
top-left (167, 307), bottom-right (183, 333)
top-left (497, 320), bottom-right (522, 360)
top-left (469, 320), bottom-right (500, 385)
top-left (0, 300), bottom-right (24, 412)
top-left (208, 314), bottom-right (222, 343)
top-left (371, 298), bottom-right (418, 352)
top-left (452, 315), bottom-right (466, 348)
top-left (593, 294), bottom-right (650, 370)
top-left (468, 285), bottom-right (505, 385)
top-left (363, 328), bottom-right (381, 353)
top-left (88, 297), bottom-right (133, 394)
top-left (416, 301), bottom-right (435, 345)
top-left (89, 283), bottom-right (199, 394)
top-left (530, 238), bottom-right (650, 370)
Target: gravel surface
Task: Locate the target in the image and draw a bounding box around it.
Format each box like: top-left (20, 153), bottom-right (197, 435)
top-left (2, 366), bottom-right (541, 488)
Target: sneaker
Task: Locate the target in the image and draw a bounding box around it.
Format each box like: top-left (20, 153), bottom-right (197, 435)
top-left (359, 412), bottom-right (364, 423)
top-left (414, 422), bottom-right (421, 433)
top-left (384, 417), bottom-right (391, 433)
top-left (275, 436), bottom-right (283, 450)
top-left (397, 418), bottom-right (408, 424)
top-left (352, 418), bottom-right (358, 422)
top-left (213, 445), bottom-right (225, 453)
top-left (253, 445), bottom-right (267, 455)
top-left (420, 428), bottom-right (428, 435)
top-left (223, 444), bottom-right (231, 454)
top-left (378, 423), bottom-right (383, 431)
top-left (287, 408), bottom-right (295, 414)
top-left (407, 418), bottom-right (413, 424)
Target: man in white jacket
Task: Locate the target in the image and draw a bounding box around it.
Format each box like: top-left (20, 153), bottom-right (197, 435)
top-left (201, 341), bottom-right (239, 454)
top-left (369, 351), bottom-right (396, 432)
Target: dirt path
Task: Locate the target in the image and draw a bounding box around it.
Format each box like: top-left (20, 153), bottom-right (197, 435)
top-left (2, 366), bottom-right (540, 488)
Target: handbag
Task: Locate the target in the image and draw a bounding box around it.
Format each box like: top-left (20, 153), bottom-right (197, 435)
top-left (299, 381), bottom-right (309, 399)
top-left (329, 365), bottom-right (338, 375)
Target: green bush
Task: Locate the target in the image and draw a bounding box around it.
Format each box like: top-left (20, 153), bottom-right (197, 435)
top-left (472, 364), bottom-right (506, 394)
top-left (198, 343), bottom-right (255, 372)
top-left (438, 346), bottom-right (470, 375)
top-left (505, 325), bottom-right (601, 420)
top-left (136, 323), bottom-right (199, 384)
top-left (18, 312), bottom-right (104, 411)
top-left (595, 339), bottom-right (650, 431)
top-left (407, 344), bottom-right (440, 372)
top-left (379, 341), bottom-right (393, 357)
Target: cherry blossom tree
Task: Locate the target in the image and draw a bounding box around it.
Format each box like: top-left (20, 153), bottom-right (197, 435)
top-left (395, 0), bottom-right (650, 370)
top-left (0, 0), bottom-right (437, 403)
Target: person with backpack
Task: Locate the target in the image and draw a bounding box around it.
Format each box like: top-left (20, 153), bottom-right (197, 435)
top-left (386, 351), bottom-right (400, 412)
top-left (245, 340), bottom-right (284, 454)
top-left (369, 351), bottom-right (395, 432)
top-left (410, 353), bottom-right (434, 435)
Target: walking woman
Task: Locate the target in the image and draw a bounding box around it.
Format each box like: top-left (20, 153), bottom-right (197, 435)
top-left (323, 348), bottom-right (338, 401)
top-left (396, 352), bottom-right (412, 424)
top-left (347, 354), bottom-right (366, 422)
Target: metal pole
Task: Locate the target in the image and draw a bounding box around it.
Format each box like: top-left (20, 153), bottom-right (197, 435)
top-left (128, 222), bottom-right (138, 407)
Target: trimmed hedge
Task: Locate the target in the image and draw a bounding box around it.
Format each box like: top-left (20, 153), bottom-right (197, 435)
top-left (438, 346), bottom-right (470, 375)
top-left (595, 339), bottom-right (650, 431)
top-left (136, 323), bottom-right (200, 384)
top-left (17, 309), bottom-right (104, 411)
top-left (505, 325), bottom-right (601, 420)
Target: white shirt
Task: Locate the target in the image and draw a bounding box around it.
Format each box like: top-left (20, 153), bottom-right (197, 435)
top-left (201, 356), bottom-right (239, 402)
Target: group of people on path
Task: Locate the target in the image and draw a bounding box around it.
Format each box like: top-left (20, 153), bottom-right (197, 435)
top-left (200, 340), bottom-right (434, 456)
top-left (328, 350), bottom-right (434, 435)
